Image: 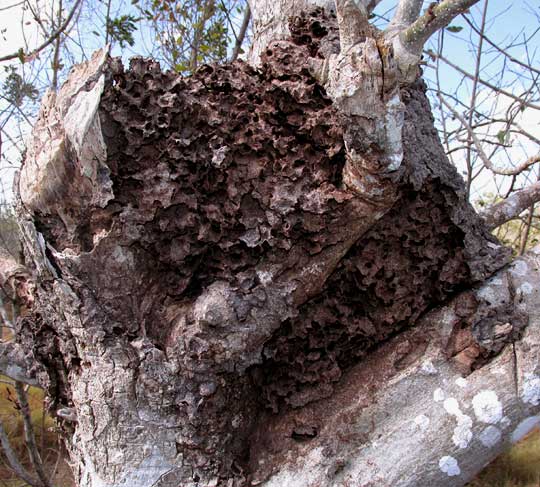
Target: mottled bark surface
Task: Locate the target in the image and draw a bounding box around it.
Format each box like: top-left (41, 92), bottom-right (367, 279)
top-left (11, 8), bottom-right (532, 487)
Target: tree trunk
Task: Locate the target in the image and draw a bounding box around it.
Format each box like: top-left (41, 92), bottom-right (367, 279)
top-left (7, 2), bottom-right (540, 486)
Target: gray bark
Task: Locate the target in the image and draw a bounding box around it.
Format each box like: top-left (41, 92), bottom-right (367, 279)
top-left (5, 1), bottom-right (538, 487)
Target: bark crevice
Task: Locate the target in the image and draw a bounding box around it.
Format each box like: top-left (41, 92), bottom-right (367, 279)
top-left (10, 8), bottom-right (526, 487)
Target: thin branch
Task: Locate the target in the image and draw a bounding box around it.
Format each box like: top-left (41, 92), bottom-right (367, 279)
top-left (402, 0), bottom-right (481, 54)
top-left (230, 4), bottom-right (250, 62)
top-left (0, 421), bottom-right (41, 487)
top-left (481, 181), bottom-right (540, 230)
top-left (435, 53), bottom-right (540, 111)
top-left (519, 204), bottom-right (535, 255)
top-left (438, 96), bottom-right (540, 176)
top-left (0, 0), bottom-right (25, 12)
top-left (0, 0), bottom-right (83, 63)
top-left (14, 382), bottom-right (53, 487)
top-left (464, 0), bottom-right (488, 198)
top-left (462, 15), bottom-right (540, 76)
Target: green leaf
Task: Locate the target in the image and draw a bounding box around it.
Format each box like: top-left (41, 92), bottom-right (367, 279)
top-left (496, 130), bottom-right (506, 144)
top-left (446, 25), bottom-right (463, 33)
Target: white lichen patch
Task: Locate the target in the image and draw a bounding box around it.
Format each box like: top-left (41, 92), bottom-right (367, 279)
top-left (439, 456), bottom-right (461, 477)
top-left (433, 388), bottom-right (445, 402)
top-left (414, 414), bottom-right (430, 432)
top-left (510, 260), bottom-right (528, 277)
top-left (518, 282), bottom-right (533, 295)
top-left (472, 391), bottom-right (503, 424)
top-left (479, 426), bottom-right (501, 448)
top-left (444, 398), bottom-right (461, 416)
top-left (444, 398), bottom-right (473, 449)
top-left (512, 416), bottom-right (540, 443)
top-left (522, 374), bottom-right (540, 406)
top-left (421, 360), bottom-right (437, 375)
top-left (477, 286), bottom-right (496, 303)
top-left (455, 377), bottom-right (468, 388)
top-left (256, 270), bottom-right (274, 286)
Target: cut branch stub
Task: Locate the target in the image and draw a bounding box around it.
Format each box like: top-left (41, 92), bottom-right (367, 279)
top-left (18, 48), bottom-right (113, 238)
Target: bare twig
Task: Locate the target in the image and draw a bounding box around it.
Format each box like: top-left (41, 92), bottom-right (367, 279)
top-left (435, 53), bottom-right (540, 111)
top-left (462, 15), bottom-right (540, 76)
top-left (230, 4), bottom-right (251, 62)
top-left (519, 204), bottom-right (535, 255)
top-left (0, 420), bottom-right (41, 487)
top-left (0, 0), bottom-right (83, 63)
top-left (439, 96), bottom-right (540, 176)
top-left (0, 0), bottom-right (25, 12)
top-left (14, 382), bottom-right (53, 487)
top-left (464, 0), bottom-right (488, 198)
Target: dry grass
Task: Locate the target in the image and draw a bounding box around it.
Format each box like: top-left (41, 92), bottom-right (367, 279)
top-left (468, 429), bottom-right (540, 487)
top-left (0, 378), bottom-right (74, 487)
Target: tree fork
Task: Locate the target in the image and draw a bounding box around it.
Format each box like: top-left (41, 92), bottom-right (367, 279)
top-left (7, 2), bottom-right (540, 487)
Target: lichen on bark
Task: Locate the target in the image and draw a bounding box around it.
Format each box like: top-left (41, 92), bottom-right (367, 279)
top-left (14, 8), bottom-right (514, 487)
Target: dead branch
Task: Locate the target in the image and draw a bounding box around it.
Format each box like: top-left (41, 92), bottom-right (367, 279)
top-left (230, 4), bottom-right (251, 62)
top-left (0, 0), bottom-right (82, 63)
top-left (439, 96), bottom-right (540, 176)
top-left (14, 382), bottom-right (53, 487)
top-left (0, 421), bottom-right (42, 487)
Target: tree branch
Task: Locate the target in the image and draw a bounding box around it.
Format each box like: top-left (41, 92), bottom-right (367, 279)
top-left (481, 181), bottom-right (540, 230)
top-left (402, 0), bottom-right (480, 54)
top-left (438, 95), bottom-right (540, 176)
top-left (462, 14), bottom-right (540, 76)
top-left (389, 0), bottom-right (423, 30)
top-left (230, 4), bottom-right (251, 62)
top-left (0, 420), bottom-right (42, 487)
top-left (14, 382), bottom-right (53, 487)
top-left (254, 248), bottom-right (540, 486)
top-left (0, 340), bottom-right (39, 386)
top-left (0, 0), bottom-right (82, 63)
top-left (435, 52), bottom-right (540, 111)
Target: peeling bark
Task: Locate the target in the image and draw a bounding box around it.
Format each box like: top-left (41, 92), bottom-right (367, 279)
top-left (7, 3), bottom-right (537, 487)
